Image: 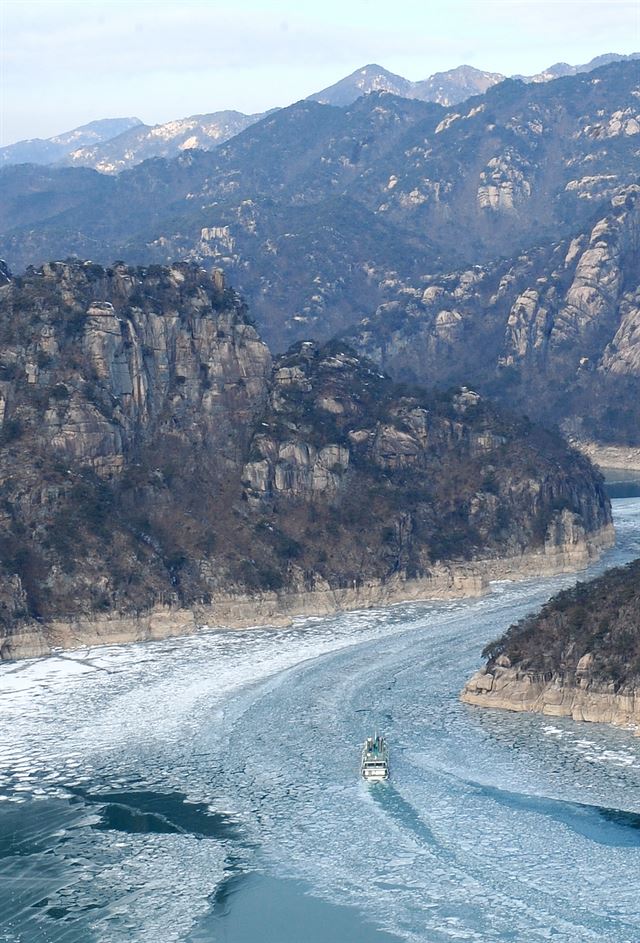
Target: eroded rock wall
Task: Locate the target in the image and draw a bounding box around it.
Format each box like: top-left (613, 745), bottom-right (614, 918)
top-left (0, 264), bottom-right (615, 659)
top-left (462, 665), bottom-right (640, 732)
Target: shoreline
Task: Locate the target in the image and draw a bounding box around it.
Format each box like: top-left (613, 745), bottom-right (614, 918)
top-left (572, 440), bottom-right (640, 472)
top-left (461, 665), bottom-right (640, 734)
top-left (0, 522), bottom-right (615, 662)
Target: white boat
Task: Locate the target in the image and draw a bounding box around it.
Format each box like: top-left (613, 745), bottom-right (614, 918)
top-left (360, 733), bottom-right (389, 781)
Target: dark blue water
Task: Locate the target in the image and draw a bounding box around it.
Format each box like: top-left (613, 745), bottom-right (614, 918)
top-left (602, 467), bottom-right (640, 499)
top-left (2, 497), bottom-right (640, 942)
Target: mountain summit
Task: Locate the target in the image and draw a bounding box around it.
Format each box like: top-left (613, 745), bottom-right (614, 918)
top-left (306, 53), bottom-right (640, 109)
top-left (307, 64), bottom-right (416, 106)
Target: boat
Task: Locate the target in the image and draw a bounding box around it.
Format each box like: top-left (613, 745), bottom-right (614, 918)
top-left (360, 733), bottom-right (389, 781)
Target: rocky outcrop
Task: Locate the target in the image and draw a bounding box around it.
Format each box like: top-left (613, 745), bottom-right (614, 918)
top-left (503, 189), bottom-right (640, 366)
top-left (0, 262), bottom-right (614, 660)
top-left (0, 260), bottom-right (274, 642)
top-left (353, 185), bottom-right (640, 448)
top-left (461, 664), bottom-right (640, 732)
top-left (0, 259), bottom-right (271, 474)
top-left (477, 148), bottom-right (532, 212)
top-left (462, 558), bottom-right (640, 732)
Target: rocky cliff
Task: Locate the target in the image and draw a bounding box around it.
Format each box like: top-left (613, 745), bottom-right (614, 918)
top-left (462, 560), bottom-right (640, 731)
top-left (0, 260), bottom-right (613, 658)
top-left (0, 260), bottom-right (271, 654)
top-left (352, 185), bottom-right (640, 448)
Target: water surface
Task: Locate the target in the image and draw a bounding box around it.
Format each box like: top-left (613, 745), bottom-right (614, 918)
top-left (2, 497), bottom-right (640, 942)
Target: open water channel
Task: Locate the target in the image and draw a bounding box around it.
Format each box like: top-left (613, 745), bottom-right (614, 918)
top-left (2, 480), bottom-right (640, 943)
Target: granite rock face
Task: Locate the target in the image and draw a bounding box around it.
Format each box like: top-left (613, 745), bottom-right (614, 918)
top-left (352, 186), bottom-right (640, 447)
top-left (0, 260), bottom-right (271, 651)
top-left (0, 262), bottom-right (614, 658)
top-left (1, 260), bottom-right (271, 476)
top-left (462, 665), bottom-right (640, 732)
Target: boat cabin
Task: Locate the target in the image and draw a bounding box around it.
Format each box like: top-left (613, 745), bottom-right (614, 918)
top-left (361, 733), bottom-right (389, 781)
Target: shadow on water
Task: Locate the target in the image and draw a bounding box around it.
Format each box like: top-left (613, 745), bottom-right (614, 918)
top-left (602, 468), bottom-right (640, 500)
top-left (0, 790), bottom-right (252, 942)
top-left (472, 780), bottom-right (640, 847)
top-left (187, 870), bottom-right (402, 943)
top-left (69, 788), bottom-right (244, 841)
top-left (368, 781), bottom-right (439, 851)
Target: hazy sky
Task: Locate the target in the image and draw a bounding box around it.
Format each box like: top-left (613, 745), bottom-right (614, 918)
top-left (1, 0), bottom-right (639, 145)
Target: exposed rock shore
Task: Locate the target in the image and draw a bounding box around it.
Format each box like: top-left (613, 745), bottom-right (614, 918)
top-left (461, 664), bottom-right (640, 733)
top-left (462, 553), bottom-right (640, 733)
top-left (4, 521), bottom-right (614, 661)
top-left (572, 440), bottom-right (640, 472)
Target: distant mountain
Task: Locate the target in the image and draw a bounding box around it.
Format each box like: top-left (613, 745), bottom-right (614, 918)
top-left (63, 109), bottom-right (269, 174)
top-left (308, 63), bottom-right (505, 108)
top-left (411, 65), bottom-right (505, 105)
top-left (1, 60), bottom-right (640, 447)
top-left (3, 54), bottom-right (636, 176)
top-left (0, 117), bottom-right (143, 168)
top-left (518, 51), bottom-right (640, 83)
top-left (309, 53), bottom-right (640, 109)
top-left (307, 64), bottom-right (416, 106)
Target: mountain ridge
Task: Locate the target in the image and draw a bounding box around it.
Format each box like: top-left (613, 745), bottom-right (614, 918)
top-left (0, 117), bottom-right (143, 168)
top-left (61, 109), bottom-right (272, 174)
top-left (2, 52), bottom-right (637, 173)
top-left (1, 61), bottom-right (640, 447)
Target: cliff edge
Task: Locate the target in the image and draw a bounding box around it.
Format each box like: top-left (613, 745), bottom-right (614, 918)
top-left (0, 260), bottom-right (613, 659)
top-left (462, 559), bottom-right (640, 731)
